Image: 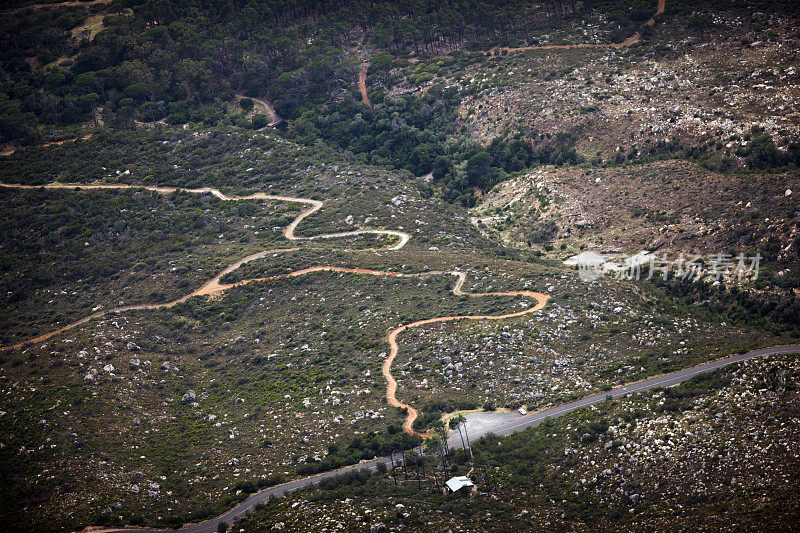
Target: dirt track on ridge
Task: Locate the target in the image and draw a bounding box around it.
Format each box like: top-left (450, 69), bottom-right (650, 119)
top-left (497, 0), bottom-right (664, 53)
top-left (384, 271), bottom-right (549, 434)
top-left (0, 181), bottom-right (548, 435)
top-left (0, 182), bottom-right (409, 350)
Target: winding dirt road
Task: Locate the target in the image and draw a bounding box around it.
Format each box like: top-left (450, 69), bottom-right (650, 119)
top-left (384, 271), bottom-right (549, 434)
top-left (495, 0), bottom-right (665, 54)
top-left (1, 135), bottom-right (92, 157)
top-left (375, 0), bottom-right (665, 100)
top-left (0, 181), bottom-right (408, 351)
top-left (0, 182), bottom-right (408, 252)
top-left (199, 263), bottom-right (549, 435)
top-left (104, 343), bottom-right (800, 533)
top-left (0, 181), bottom-right (546, 435)
top-left (234, 94), bottom-right (283, 127)
top-left (397, 0), bottom-right (664, 69)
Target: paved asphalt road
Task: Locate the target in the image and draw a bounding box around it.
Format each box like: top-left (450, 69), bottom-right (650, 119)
top-left (107, 344), bottom-right (800, 533)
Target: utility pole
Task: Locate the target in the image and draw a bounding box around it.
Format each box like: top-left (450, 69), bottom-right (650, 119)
top-left (462, 419), bottom-right (472, 459)
top-left (389, 451), bottom-right (397, 485)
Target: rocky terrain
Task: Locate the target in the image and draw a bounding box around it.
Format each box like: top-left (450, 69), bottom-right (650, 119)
top-left (472, 160), bottom-right (800, 260)
top-left (0, 0), bottom-right (798, 532)
top-left (455, 9), bottom-right (800, 162)
top-left (236, 352), bottom-right (800, 532)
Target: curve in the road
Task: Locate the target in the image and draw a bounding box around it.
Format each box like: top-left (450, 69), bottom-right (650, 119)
top-left (3, 181), bottom-right (552, 533)
top-left (0, 181), bottom-right (409, 350)
top-left (384, 271), bottom-right (549, 434)
top-left (399, 0), bottom-right (664, 67)
top-left (3, 180), bottom-right (552, 532)
top-left (191, 264), bottom-right (549, 434)
top-left (234, 93), bottom-right (283, 127)
top-left (1, 134), bottom-right (92, 157)
top-left (0, 182), bottom-right (548, 435)
top-left (495, 0), bottom-right (665, 54)
top-left (103, 343), bottom-right (800, 533)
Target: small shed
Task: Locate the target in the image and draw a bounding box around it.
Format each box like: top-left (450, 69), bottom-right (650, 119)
top-left (445, 476), bottom-right (475, 494)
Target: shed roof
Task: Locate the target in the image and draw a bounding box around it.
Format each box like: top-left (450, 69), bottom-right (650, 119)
top-left (445, 476), bottom-right (474, 492)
